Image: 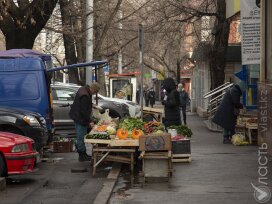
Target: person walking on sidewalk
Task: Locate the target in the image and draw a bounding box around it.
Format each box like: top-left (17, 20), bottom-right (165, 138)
top-left (144, 88), bottom-right (150, 107)
top-left (148, 87), bottom-right (156, 108)
top-left (162, 77), bottom-right (181, 128)
top-left (212, 81), bottom-right (245, 144)
top-left (69, 82), bottom-right (100, 161)
top-left (178, 82), bottom-right (190, 125)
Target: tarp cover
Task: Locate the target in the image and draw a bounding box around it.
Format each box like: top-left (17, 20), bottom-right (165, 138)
top-left (0, 49), bottom-right (51, 60)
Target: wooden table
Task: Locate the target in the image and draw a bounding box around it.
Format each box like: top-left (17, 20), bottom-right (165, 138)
top-left (143, 107), bottom-right (164, 122)
top-left (85, 139), bottom-right (139, 175)
top-left (246, 123), bottom-right (258, 144)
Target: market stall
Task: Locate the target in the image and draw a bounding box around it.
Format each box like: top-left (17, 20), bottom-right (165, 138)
top-left (85, 138), bottom-right (138, 176)
top-left (235, 114), bottom-right (258, 145)
top-left (85, 111), bottom-right (193, 178)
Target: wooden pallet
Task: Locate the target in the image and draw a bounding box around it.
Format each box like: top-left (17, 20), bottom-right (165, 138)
top-left (172, 154), bottom-right (192, 163)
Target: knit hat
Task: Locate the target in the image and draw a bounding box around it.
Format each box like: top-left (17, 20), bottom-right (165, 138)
top-left (238, 80), bottom-right (246, 92)
top-left (89, 82), bottom-right (100, 93)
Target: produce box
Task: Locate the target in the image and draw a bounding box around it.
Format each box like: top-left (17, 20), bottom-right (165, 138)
top-left (139, 133), bottom-right (171, 151)
top-left (53, 141), bottom-right (73, 153)
top-left (172, 139), bottom-right (191, 154)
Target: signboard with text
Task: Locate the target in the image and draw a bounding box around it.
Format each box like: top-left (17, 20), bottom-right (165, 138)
top-left (241, 0), bottom-right (260, 65)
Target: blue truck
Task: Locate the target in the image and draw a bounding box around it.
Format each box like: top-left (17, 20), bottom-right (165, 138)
top-left (0, 49), bottom-right (106, 149)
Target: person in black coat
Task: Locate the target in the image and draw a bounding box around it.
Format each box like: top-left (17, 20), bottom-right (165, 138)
top-left (178, 83), bottom-right (190, 125)
top-left (69, 82), bottom-right (100, 161)
top-left (162, 77), bottom-right (181, 128)
top-left (148, 87), bottom-right (156, 108)
top-left (212, 81), bottom-right (245, 144)
top-left (144, 88), bottom-right (150, 107)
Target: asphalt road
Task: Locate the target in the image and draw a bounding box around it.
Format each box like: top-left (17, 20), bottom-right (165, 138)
top-left (0, 149), bottom-right (110, 204)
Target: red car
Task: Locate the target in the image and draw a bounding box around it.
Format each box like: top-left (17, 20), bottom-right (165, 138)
top-left (0, 132), bottom-right (39, 177)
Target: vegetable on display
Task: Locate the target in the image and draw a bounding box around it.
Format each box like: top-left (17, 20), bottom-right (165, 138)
top-left (168, 125), bottom-right (193, 137)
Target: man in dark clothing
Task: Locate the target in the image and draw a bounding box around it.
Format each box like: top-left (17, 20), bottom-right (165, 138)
top-left (162, 77), bottom-right (181, 128)
top-left (144, 89), bottom-right (150, 107)
top-left (212, 81), bottom-right (245, 144)
top-left (69, 82), bottom-right (100, 161)
top-left (178, 83), bottom-right (190, 125)
top-left (148, 87), bottom-right (156, 108)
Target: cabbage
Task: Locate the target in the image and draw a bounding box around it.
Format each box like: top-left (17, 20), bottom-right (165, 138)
top-left (106, 126), bottom-right (116, 135)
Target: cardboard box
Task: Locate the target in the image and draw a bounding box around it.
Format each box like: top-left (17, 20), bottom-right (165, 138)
top-left (172, 139), bottom-right (191, 154)
top-left (53, 141), bottom-right (73, 153)
top-left (139, 133), bottom-right (172, 151)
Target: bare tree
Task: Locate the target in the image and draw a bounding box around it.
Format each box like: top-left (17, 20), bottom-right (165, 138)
top-left (0, 0), bottom-right (58, 49)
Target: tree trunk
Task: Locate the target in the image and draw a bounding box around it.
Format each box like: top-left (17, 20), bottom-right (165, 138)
top-left (176, 59), bottom-right (181, 84)
top-left (209, 0), bottom-right (230, 90)
top-left (6, 30), bottom-right (36, 49)
top-left (59, 0), bottom-right (80, 84)
top-left (0, 0), bottom-right (58, 50)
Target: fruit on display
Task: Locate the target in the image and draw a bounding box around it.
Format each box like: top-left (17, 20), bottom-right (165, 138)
top-left (96, 125), bottom-right (108, 132)
top-left (116, 128), bottom-right (129, 140)
top-left (131, 128), bottom-right (144, 140)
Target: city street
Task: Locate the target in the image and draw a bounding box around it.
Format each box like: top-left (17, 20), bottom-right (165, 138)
top-left (0, 150), bottom-right (109, 204)
top-left (109, 114), bottom-right (272, 204)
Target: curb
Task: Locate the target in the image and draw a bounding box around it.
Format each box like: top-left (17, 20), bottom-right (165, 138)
top-left (0, 177), bottom-right (6, 191)
top-left (93, 163), bottom-right (121, 204)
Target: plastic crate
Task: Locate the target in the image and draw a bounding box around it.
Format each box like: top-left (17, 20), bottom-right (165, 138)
top-left (172, 139), bottom-right (191, 154)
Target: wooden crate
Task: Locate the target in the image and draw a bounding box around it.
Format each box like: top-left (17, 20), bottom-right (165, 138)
top-left (172, 139), bottom-right (191, 154)
top-left (172, 154), bottom-right (192, 163)
top-left (53, 141), bottom-right (73, 153)
top-left (140, 151), bottom-right (172, 181)
top-left (139, 133), bottom-right (172, 151)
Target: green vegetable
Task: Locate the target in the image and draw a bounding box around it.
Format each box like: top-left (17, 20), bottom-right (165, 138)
top-left (106, 126), bottom-right (116, 135)
top-left (118, 117), bottom-right (145, 131)
top-left (168, 125), bottom-right (193, 137)
top-left (85, 133), bottom-right (110, 140)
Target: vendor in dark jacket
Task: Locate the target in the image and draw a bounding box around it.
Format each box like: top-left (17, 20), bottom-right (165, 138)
top-left (212, 81), bottom-right (246, 144)
top-left (162, 77), bottom-right (181, 128)
top-left (69, 82), bottom-right (100, 161)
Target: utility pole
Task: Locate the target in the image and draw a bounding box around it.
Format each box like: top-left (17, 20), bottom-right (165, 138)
top-left (86, 0), bottom-right (94, 85)
top-left (139, 24), bottom-right (144, 120)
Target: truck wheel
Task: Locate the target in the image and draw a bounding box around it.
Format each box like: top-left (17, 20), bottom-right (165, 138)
top-left (0, 154), bottom-right (7, 177)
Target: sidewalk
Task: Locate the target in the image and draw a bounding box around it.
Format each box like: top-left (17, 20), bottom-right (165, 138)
top-left (109, 114), bottom-right (271, 204)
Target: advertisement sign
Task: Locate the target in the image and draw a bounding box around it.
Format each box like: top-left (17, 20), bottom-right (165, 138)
top-left (180, 69), bottom-right (193, 78)
top-left (241, 0), bottom-right (261, 65)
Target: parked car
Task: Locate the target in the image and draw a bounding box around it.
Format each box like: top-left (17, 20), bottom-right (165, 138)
top-left (0, 131), bottom-right (39, 177)
top-left (0, 107), bottom-right (47, 151)
top-left (97, 94), bottom-right (141, 117)
top-left (51, 83), bottom-right (130, 135)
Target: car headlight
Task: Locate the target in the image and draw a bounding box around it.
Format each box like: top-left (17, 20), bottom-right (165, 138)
top-left (11, 143), bottom-right (29, 153)
top-left (23, 115), bottom-right (40, 126)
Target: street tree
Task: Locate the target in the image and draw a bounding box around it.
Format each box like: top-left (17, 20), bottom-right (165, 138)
top-left (0, 0), bottom-right (58, 49)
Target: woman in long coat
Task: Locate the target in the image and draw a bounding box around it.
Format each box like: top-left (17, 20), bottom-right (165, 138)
top-left (212, 82), bottom-right (245, 144)
top-left (162, 77), bottom-right (181, 128)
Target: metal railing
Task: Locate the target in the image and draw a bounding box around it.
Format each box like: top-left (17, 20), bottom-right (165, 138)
top-left (204, 82), bottom-right (234, 118)
top-left (203, 82), bottom-right (233, 131)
